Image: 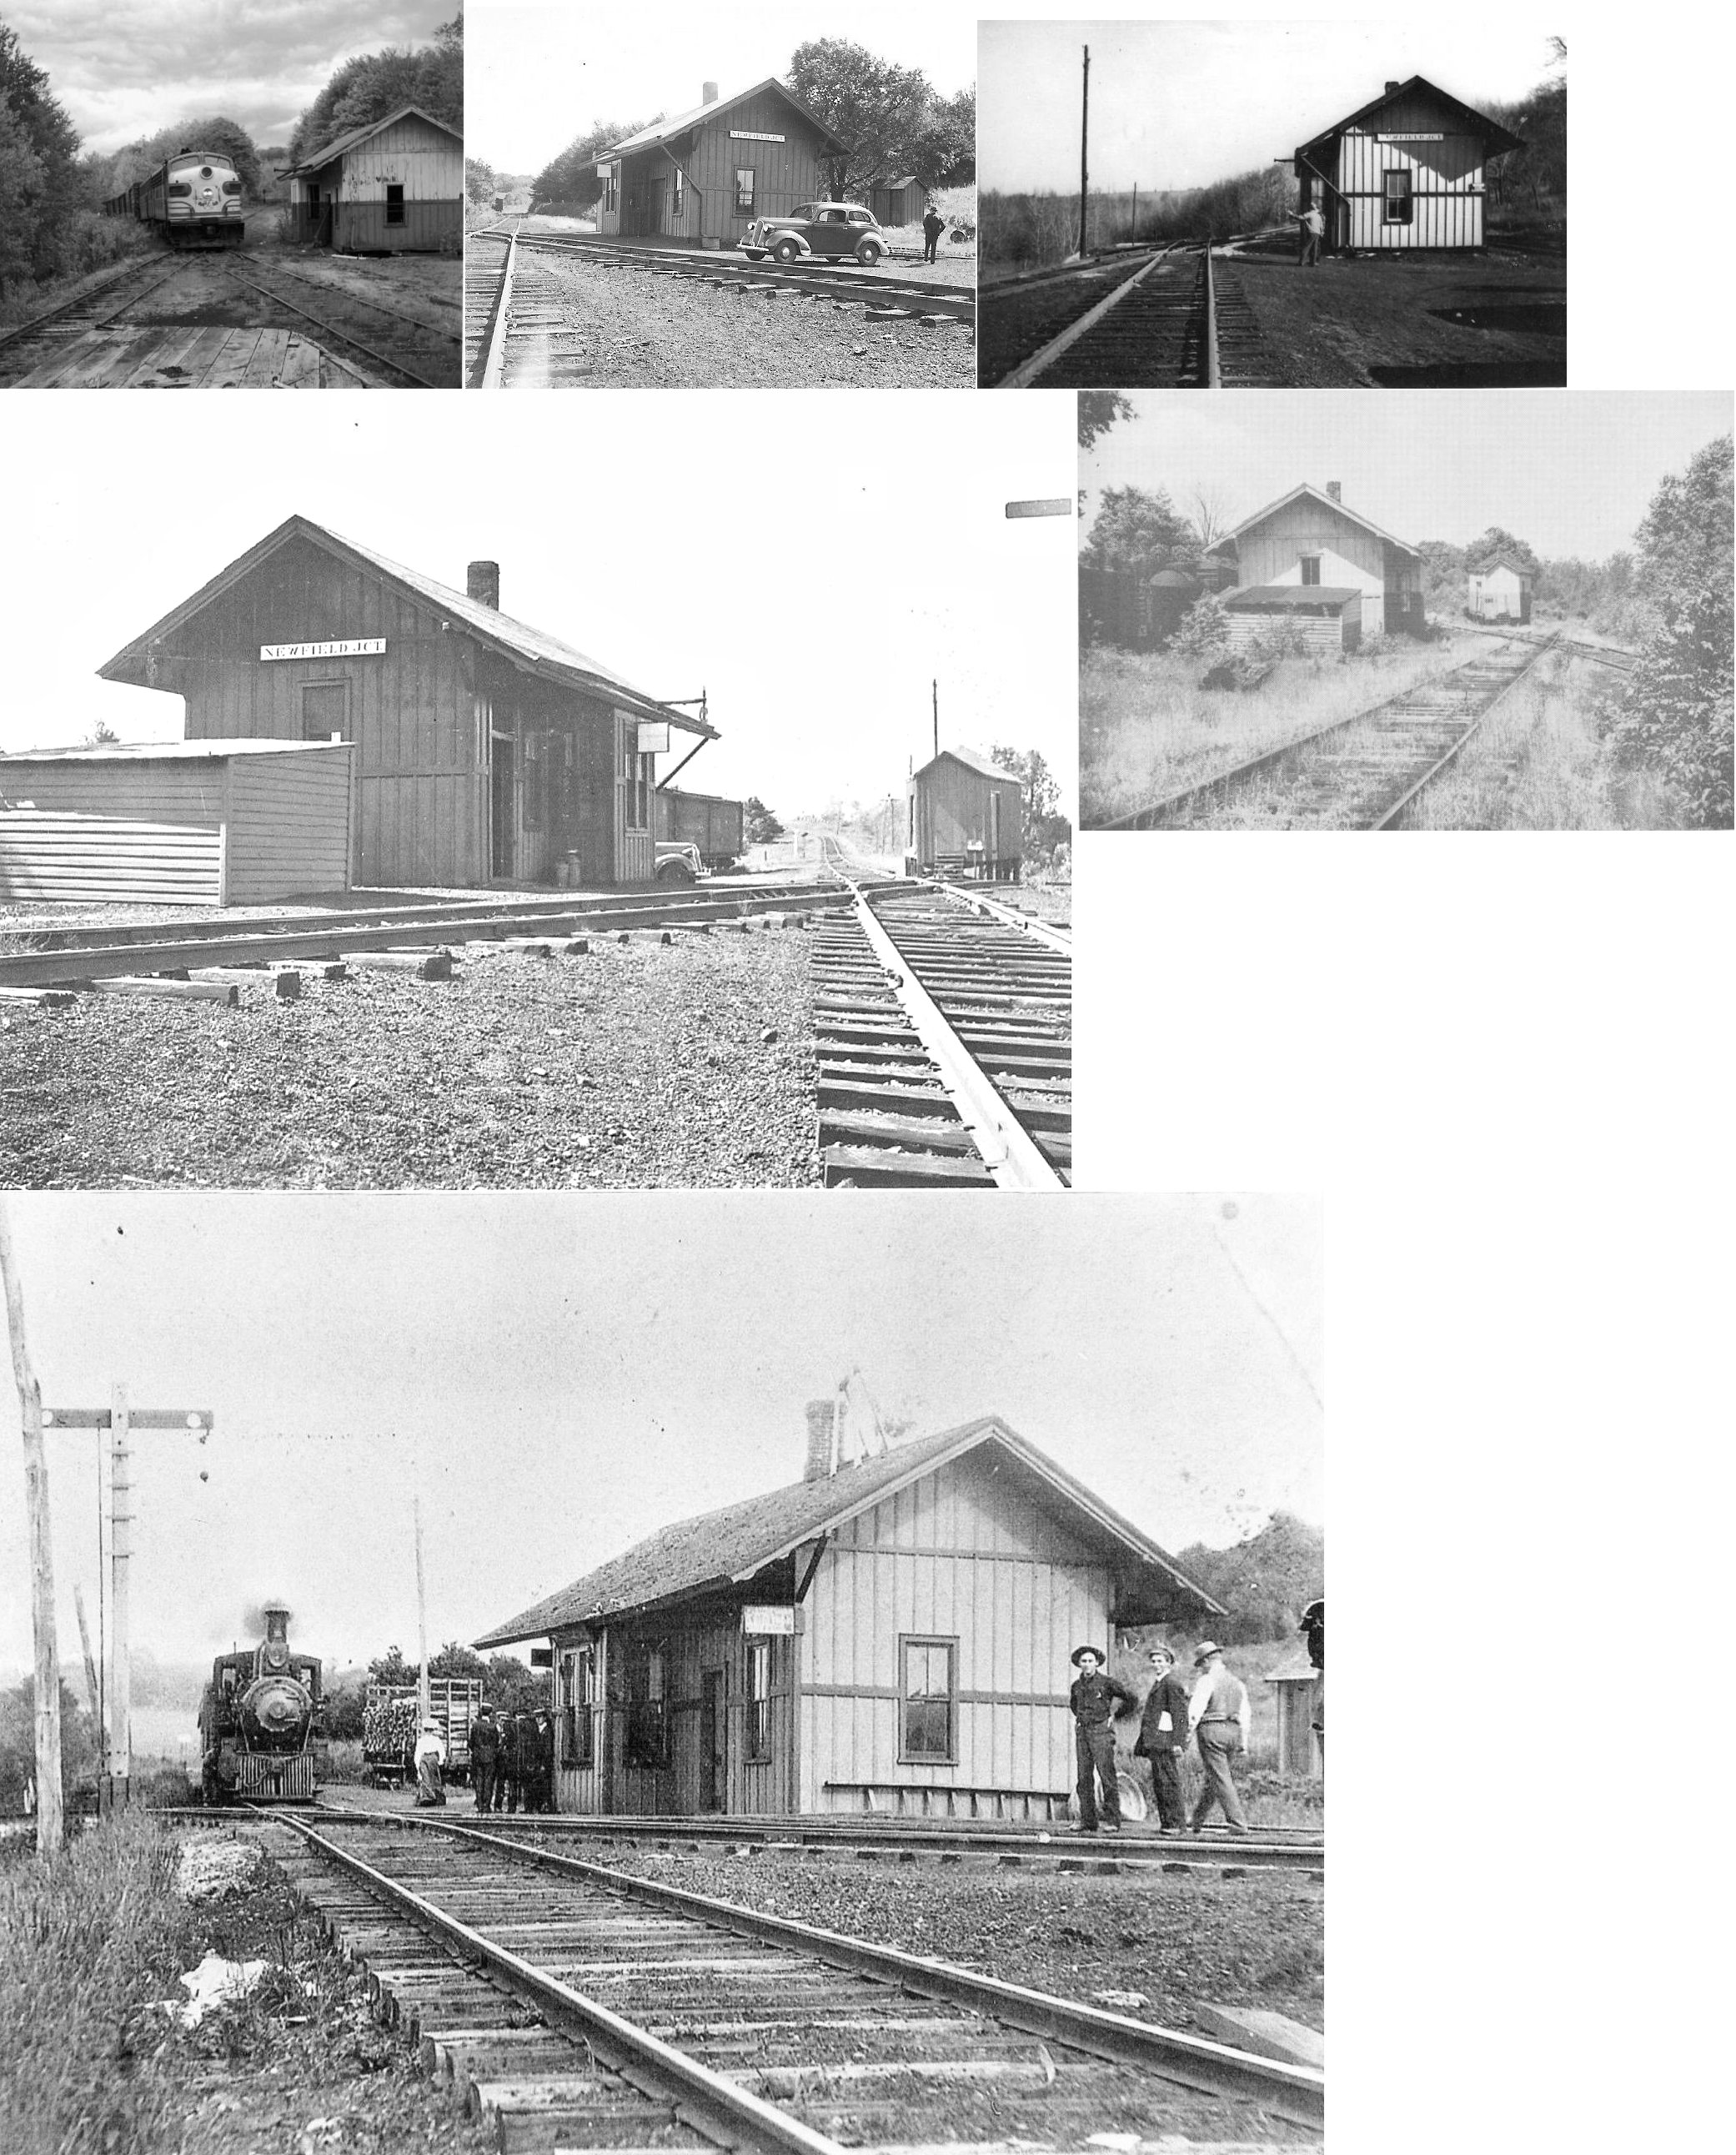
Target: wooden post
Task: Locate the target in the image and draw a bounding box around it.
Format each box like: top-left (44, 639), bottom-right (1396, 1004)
top-left (414, 1496), bottom-right (430, 1728)
top-left (0, 1202), bottom-right (64, 1856)
top-left (73, 1586), bottom-right (100, 1727)
top-left (1078, 47), bottom-right (1090, 259)
top-left (931, 680), bottom-right (938, 765)
top-left (108, 1384), bottom-right (133, 1807)
top-left (1131, 180), bottom-right (1137, 243)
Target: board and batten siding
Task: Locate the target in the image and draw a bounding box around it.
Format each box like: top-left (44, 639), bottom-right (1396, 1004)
top-left (687, 91), bottom-right (835, 244)
top-left (910, 760), bottom-right (1024, 872)
top-left (1229, 503), bottom-right (1422, 637)
top-left (798, 1453), bottom-right (1113, 1816)
top-left (1330, 88), bottom-right (1489, 249)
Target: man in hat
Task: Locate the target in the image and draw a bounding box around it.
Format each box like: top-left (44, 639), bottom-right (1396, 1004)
top-left (497, 1703), bottom-right (521, 1812)
top-left (413, 1717), bottom-right (448, 1807)
top-left (531, 1709), bottom-right (556, 1813)
top-left (1187, 1641), bottom-right (1251, 1834)
top-left (468, 1702), bottom-right (500, 1814)
top-left (1132, 1643), bottom-right (1192, 1834)
top-left (921, 201), bottom-right (946, 264)
top-left (1067, 1645), bottom-right (1137, 1833)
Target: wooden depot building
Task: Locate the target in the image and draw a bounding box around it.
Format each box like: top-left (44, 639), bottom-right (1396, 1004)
top-left (97, 515), bottom-right (716, 892)
top-left (906, 747), bottom-right (1024, 882)
top-left (474, 1410), bottom-right (1220, 1821)
top-left (1210, 481), bottom-right (1425, 644)
top-left (1292, 74), bottom-right (1521, 254)
top-left (283, 104), bottom-right (462, 253)
top-left (589, 79), bottom-right (849, 248)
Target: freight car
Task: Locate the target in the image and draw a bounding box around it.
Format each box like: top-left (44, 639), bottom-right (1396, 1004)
top-left (362, 1677), bottom-right (484, 1787)
top-left (654, 787), bottom-right (744, 872)
top-left (103, 148), bottom-right (246, 248)
top-left (198, 1602), bottom-right (326, 1803)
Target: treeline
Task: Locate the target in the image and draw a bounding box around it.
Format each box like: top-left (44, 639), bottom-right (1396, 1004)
top-left (1172, 1513), bottom-right (1324, 1645)
top-left (1483, 52), bottom-right (1567, 217)
top-left (288, 12), bottom-right (462, 166)
top-left (983, 165), bottom-right (1292, 276)
top-left (0, 18), bottom-right (118, 300)
top-left (324, 1640), bottom-right (549, 1740)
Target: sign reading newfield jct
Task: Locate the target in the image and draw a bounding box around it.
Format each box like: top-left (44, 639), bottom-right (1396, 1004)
top-left (260, 639), bottom-right (387, 661)
top-left (741, 1605), bottom-right (799, 1635)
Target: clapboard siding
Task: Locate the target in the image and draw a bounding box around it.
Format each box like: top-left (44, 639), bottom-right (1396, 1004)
top-left (1226, 606), bottom-right (1356, 656)
top-left (0, 813), bottom-right (221, 903)
top-left (225, 746), bottom-right (353, 900)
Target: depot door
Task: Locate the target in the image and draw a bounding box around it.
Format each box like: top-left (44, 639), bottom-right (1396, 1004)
top-left (699, 1670), bottom-right (726, 1812)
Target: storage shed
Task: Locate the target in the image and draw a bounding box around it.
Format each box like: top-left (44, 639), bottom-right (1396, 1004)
top-left (1209, 481), bottom-right (1425, 638)
top-left (871, 178), bottom-right (927, 227)
top-left (1222, 586), bottom-right (1364, 655)
top-left (1468, 557), bottom-right (1534, 623)
top-left (283, 105), bottom-right (462, 253)
top-left (474, 1411), bottom-right (1222, 1821)
top-left (0, 740), bottom-right (352, 906)
top-left (96, 516), bottom-right (717, 892)
top-left (906, 747), bottom-right (1023, 882)
top-left (588, 79), bottom-right (850, 248)
top-left (1292, 75), bottom-right (1521, 254)
top-left (1264, 1643), bottom-right (1323, 1777)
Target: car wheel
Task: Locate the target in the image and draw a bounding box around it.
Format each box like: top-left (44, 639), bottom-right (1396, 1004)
top-left (771, 237), bottom-right (800, 264)
top-left (856, 240), bottom-right (883, 266)
top-left (656, 859), bottom-right (695, 885)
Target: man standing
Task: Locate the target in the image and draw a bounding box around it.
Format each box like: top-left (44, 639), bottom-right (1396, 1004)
top-left (413, 1718), bottom-right (447, 1808)
top-left (1187, 1641), bottom-right (1251, 1835)
top-left (921, 201), bottom-right (945, 264)
top-left (498, 1705), bottom-right (521, 1813)
top-left (1294, 199), bottom-right (1325, 267)
top-left (1301, 1598), bottom-right (1324, 1763)
top-left (1067, 1645), bottom-right (1137, 1833)
top-left (469, 1702), bottom-right (500, 1814)
top-left (536, 1709), bottom-right (557, 1812)
top-left (1133, 1644), bottom-right (1192, 1834)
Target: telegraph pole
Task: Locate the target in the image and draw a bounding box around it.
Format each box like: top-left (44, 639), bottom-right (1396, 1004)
top-left (931, 679), bottom-right (939, 762)
top-left (1078, 46), bottom-right (1090, 259)
top-left (1, 1202), bottom-right (63, 1856)
top-left (414, 1496), bottom-right (430, 1728)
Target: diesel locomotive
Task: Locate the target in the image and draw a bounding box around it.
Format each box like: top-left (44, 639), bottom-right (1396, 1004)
top-left (103, 148), bottom-right (246, 249)
top-left (198, 1602), bottom-right (327, 1803)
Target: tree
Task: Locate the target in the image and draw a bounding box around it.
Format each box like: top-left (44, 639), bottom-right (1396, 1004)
top-left (1463, 527), bottom-right (1541, 578)
top-left (288, 18), bottom-right (463, 165)
top-left (0, 1678), bottom-right (96, 1811)
top-left (465, 156), bottom-right (498, 204)
top-left (0, 20), bottom-right (83, 284)
top-left (1081, 484), bottom-right (1194, 577)
top-left (0, 101), bottom-right (48, 296)
top-left (532, 119), bottom-right (659, 211)
top-left (1171, 591), bottom-right (1233, 661)
top-left (1076, 392), bottom-right (1131, 451)
top-left (1415, 538), bottom-right (1469, 609)
top-left (1190, 486), bottom-right (1231, 550)
top-left (991, 746), bottom-right (1060, 824)
top-left (743, 796), bottom-right (785, 844)
top-left (1172, 1512), bottom-right (1325, 1644)
top-left (785, 38), bottom-right (960, 199)
top-left (906, 86), bottom-right (975, 188)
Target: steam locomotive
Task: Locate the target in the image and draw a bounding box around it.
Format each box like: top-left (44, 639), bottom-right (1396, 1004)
top-left (198, 1602), bottom-right (327, 1804)
top-left (103, 148), bottom-right (247, 249)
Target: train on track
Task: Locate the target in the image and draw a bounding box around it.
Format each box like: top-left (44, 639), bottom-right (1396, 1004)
top-left (654, 786), bottom-right (744, 872)
top-left (103, 148), bottom-right (246, 248)
top-left (198, 1601), bottom-right (327, 1803)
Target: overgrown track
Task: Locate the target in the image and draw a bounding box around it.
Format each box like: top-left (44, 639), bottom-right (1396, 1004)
top-left (813, 854), bottom-right (1071, 1188)
top-left (217, 257), bottom-right (452, 387)
top-left (1101, 634), bottom-right (1560, 831)
top-left (982, 244), bottom-right (1276, 388)
top-left (0, 254), bottom-right (190, 383)
top-left (268, 1811), bottom-right (1325, 2149)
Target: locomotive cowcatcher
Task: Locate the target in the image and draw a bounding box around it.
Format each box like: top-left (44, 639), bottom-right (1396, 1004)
top-left (198, 1602), bottom-right (328, 1803)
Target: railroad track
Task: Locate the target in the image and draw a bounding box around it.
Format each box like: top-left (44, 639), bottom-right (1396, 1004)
top-left (812, 850), bottom-right (1071, 1189)
top-left (1100, 633), bottom-right (1560, 831)
top-left (268, 1810), bottom-right (1325, 2149)
top-left (0, 253), bottom-right (191, 384)
top-left (983, 242), bottom-right (1274, 389)
top-left (471, 226), bottom-right (973, 386)
top-left (217, 256), bottom-right (451, 387)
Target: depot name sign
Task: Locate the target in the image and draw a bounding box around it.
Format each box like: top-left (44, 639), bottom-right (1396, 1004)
top-left (260, 638), bottom-right (387, 661)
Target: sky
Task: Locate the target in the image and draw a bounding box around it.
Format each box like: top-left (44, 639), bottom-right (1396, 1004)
top-left (0, 391), bottom-right (1076, 822)
top-left (0, 1192), bottom-right (1322, 1677)
top-left (1080, 392), bottom-right (1734, 561)
top-left (979, 19), bottom-right (1563, 193)
top-left (6, 3), bottom-right (453, 158)
top-left (468, 3), bottom-right (977, 174)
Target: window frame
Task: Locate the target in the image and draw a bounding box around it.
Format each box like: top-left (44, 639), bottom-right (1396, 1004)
top-left (300, 679), bottom-right (350, 742)
top-left (625, 1640), bottom-right (670, 1769)
top-left (384, 182), bottom-right (406, 227)
top-left (671, 168), bottom-right (685, 220)
top-left (735, 167), bottom-right (755, 215)
top-left (1298, 555), bottom-right (1322, 588)
top-left (745, 1637), bottom-right (772, 1762)
top-left (897, 1633), bottom-right (959, 1766)
top-left (1382, 168), bottom-right (1413, 226)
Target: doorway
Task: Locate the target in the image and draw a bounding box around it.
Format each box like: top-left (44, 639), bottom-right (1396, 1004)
top-left (490, 726), bottom-right (516, 878)
top-left (699, 1669), bottom-right (726, 1812)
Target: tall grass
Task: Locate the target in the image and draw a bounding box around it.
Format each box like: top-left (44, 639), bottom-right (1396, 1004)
top-left (981, 168), bottom-right (1294, 278)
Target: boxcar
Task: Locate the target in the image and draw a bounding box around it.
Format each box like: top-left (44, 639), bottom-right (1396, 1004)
top-left (655, 787), bottom-right (744, 868)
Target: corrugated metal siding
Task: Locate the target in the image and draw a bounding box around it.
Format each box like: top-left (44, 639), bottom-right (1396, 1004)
top-left (690, 92), bottom-right (836, 244)
top-left (224, 746), bottom-right (353, 902)
top-left (0, 811), bottom-right (221, 903)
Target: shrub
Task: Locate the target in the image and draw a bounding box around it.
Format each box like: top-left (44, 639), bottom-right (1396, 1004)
top-left (1171, 591), bottom-right (1232, 661)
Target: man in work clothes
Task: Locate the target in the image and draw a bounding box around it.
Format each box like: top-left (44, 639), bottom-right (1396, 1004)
top-left (1187, 1641), bottom-right (1252, 1835)
top-left (1133, 1644), bottom-right (1193, 1835)
top-left (1294, 201), bottom-right (1325, 267)
top-left (469, 1702), bottom-right (500, 1814)
top-left (921, 203), bottom-right (945, 264)
top-left (1068, 1645), bottom-right (1138, 1833)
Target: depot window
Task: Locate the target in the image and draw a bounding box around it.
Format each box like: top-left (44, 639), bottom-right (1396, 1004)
top-left (671, 169), bottom-right (685, 219)
top-left (735, 168), bottom-right (755, 214)
top-left (621, 728), bottom-right (651, 831)
top-left (1383, 169), bottom-right (1412, 225)
top-left (1299, 555), bottom-right (1322, 587)
top-left (301, 681), bottom-right (350, 741)
top-left (900, 1635), bottom-right (957, 1763)
top-left (745, 1639), bottom-right (772, 1761)
top-left (560, 1646), bottom-right (596, 1767)
top-left (625, 1643), bottom-right (669, 1768)
top-left (386, 183), bottom-right (405, 227)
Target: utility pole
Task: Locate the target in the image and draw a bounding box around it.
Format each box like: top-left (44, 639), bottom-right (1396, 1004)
top-left (931, 679), bottom-right (939, 762)
top-left (1131, 180), bottom-right (1138, 244)
top-left (1078, 46), bottom-right (1090, 260)
top-left (1, 1202), bottom-right (63, 1856)
top-left (74, 1586), bottom-right (100, 1728)
top-left (414, 1496), bottom-right (430, 1728)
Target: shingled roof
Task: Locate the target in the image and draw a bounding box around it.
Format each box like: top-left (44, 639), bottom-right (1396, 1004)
top-left (596, 79), bottom-right (848, 163)
top-left (1296, 75), bottom-right (1522, 162)
top-left (284, 104), bottom-right (461, 179)
top-left (474, 1415), bottom-right (1220, 1648)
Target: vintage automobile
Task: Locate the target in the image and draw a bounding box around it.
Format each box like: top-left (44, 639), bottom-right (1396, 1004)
top-left (654, 841), bottom-right (705, 884)
top-left (740, 202), bottom-right (887, 267)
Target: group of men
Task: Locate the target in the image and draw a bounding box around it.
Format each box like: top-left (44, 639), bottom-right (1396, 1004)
top-left (409, 1701), bottom-right (557, 1811)
top-left (1068, 1639), bottom-right (1254, 1836)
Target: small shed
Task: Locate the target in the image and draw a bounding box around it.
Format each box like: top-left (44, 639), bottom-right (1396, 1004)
top-left (1467, 558), bottom-right (1534, 623)
top-left (1264, 1643), bottom-right (1322, 1777)
top-left (906, 747), bottom-right (1023, 882)
top-left (0, 740), bottom-right (352, 906)
top-left (1222, 585), bottom-right (1364, 655)
top-left (872, 178), bottom-right (928, 228)
top-left (1292, 74), bottom-right (1522, 254)
top-left (284, 105), bottom-right (462, 254)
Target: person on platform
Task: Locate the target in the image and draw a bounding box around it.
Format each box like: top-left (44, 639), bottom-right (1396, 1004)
top-left (1294, 200), bottom-right (1325, 267)
top-left (413, 1719), bottom-right (448, 1807)
top-left (1133, 1643), bottom-right (1193, 1835)
top-left (534, 1709), bottom-right (557, 1812)
top-left (1187, 1641), bottom-right (1251, 1835)
top-left (921, 202), bottom-right (945, 264)
top-left (498, 1705), bottom-right (521, 1813)
top-left (513, 1711), bottom-right (539, 1811)
top-left (469, 1702), bottom-right (500, 1814)
top-left (1301, 1598), bottom-right (1325, 1762)
top-left (1067, 1645), bottom-right (1138, 1833)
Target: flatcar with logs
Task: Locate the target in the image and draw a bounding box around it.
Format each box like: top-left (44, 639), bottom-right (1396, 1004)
top-left (103, 148), bottom-right (247, 248)
top-left (198, 1602), bottom-right (327, 1803)
top-left (653, 786), bottom-right (744, 870)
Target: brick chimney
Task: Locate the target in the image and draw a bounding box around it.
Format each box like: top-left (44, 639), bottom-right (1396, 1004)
top-left (467, 560), bottom-right (500, 610)
top-left (804, 1399), bottom-right (835, 1482)
top-left (1384, 79), bottom-right (1401, 96)
top-left (702, 81), bottom-right (719, 104)
top-left (1327, 481), bottom-right (1342, 503)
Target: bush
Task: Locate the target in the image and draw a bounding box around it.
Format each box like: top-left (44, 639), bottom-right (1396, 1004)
top-left (1171, 591), bottom-right (1232, 661)
top-left (1246, 618), bottom-right (1317, 666)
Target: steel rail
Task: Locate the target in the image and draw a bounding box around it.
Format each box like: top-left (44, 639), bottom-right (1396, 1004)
top-left (1370, 631), bottom-right (1558, 828)
top-left (273, 1813), bottom-right (852, 2155)
top-left (314, 1813), bottom-right (1325, 2128)
top-left (1203, 246), bottom-right (1222, 389)
top-left (217, 261), bottom-right (443, 387)
top-left (995, 247), bottom-right (1177, 389)
top-left (930, 882), bottom-right (1072, 957)
top-left (835, 866), bottom-right (1062, 1191)
top-left (251, 255), bottom-right (464, 334)
top-left (478, 229), bottom-right (517, 389)
top-left (0, 254), bottom-right (187, 357)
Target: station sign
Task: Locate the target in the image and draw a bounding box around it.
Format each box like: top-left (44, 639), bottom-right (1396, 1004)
top-left (730, 130), bottom-right (786, 143)
top-left (260, 639), bottom-right (387, 661)
top-left (741, 1605), bottom-right (800, 1635)
top-left (637, 721), bottom-right (671, 754)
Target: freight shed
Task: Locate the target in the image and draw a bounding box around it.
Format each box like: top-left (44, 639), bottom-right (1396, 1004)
top-left (0, 740), bottom-right (351, 906)
top-left (588, 79), bottom-right (849, 248)
top-left (474, 1412), bottom-right (1220, 1821)
top-left (1209, 481), bottom-right (1425, 638)
top-left (283, 105), bottom-right (462, 253)
top-left (97, 517), bottom-right (716, 892)
top-left (906, 747), bottom-right (1023, 882)
top-left (1468, 557), bottom-right (1533, 622)
top-left (1222, 585), bottom-right (1364, 655)
top-left (1292, 74), bottom-right (1521, 254)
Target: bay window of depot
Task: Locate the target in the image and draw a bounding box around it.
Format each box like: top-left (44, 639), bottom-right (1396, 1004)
top-left (900, 1635), bottom-right (957, 1763)
top-left (625, 1642), bottom-right (668, 1768)
top-left (746, 1637), bottom-right (772, 1761)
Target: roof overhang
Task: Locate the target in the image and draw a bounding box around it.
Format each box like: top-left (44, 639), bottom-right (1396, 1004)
top-left (284, 103), bottom-right (462, 180)
top-left (600, 78), bottom-right (850, 163)
top-left (1210, 485), bottom-right (1422, 566)
top-left (1296, 74), bottom-right (1523, 163)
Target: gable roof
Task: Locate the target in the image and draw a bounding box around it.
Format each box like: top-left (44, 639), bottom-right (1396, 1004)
top-left (1208, 483), bottom-right (1422, 565)
top-left (1297, 74), bottom-right (1522, 161)
top-left (286, 104), bottom-right (462, 178)
top-left (97, 515), bottom-right (716, 736)
top-left (473, 1415), bottom-right (1221, 1647)
top-left (1471, 555), bottom-right (1534, 580)
top-left (914, 746), bottom-right (1021, 786)
top-left (598, 78), bottom-right (849, 162)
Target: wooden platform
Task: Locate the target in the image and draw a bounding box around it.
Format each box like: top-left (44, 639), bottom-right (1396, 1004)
top-left (8, 325), bottom-right (366, 389)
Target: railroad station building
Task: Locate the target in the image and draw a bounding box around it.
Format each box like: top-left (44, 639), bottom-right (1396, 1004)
top-left (283, 105), bottom-right (463, 253)
top-left (97, 515), bottom-right (716, 892)
top-left (474, 1412), bottom-right (1220, 1821)
top-left (587, 79), bottom-right (850, 248)
top-left (1467, 557), bottom-right (1534, 623)
top-left (1291, 75), bottom-right (1521, 254)
top-left (1208, 482), bottom-right (1426, 640)
top-left (906, 748), bottom-right (1024, 882)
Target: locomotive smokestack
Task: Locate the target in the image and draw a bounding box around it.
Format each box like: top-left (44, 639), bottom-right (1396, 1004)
top-left (804, 1399), bottom-right (836, 1481)
top-left (467, 560), bottom-right (500, 610)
